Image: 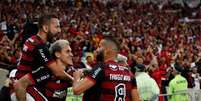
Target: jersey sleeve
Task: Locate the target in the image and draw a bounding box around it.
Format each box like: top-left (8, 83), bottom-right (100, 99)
top-left (34, 44), bottom-right (54, 65)
top-left (86, 65), bottom-right (104, 84)
top-left (131, 76), bottom-right (137, 89)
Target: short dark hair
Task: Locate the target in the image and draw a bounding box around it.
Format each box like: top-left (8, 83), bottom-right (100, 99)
top-left (103, 35), bottom-right (120, 51)
top-left (38, 13), bottom-right (58, 29)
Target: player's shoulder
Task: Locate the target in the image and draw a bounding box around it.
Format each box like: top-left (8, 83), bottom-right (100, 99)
top-left (25, 35), bottom-right (41, 45)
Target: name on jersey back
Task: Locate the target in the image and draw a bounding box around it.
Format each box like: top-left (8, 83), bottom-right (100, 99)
top-left (110, 74), bottom-right (131, 81)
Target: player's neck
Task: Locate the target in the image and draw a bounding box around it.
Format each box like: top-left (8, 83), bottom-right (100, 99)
top-left (104, 55), bottom-right (117, 63)
top-left (37, 31), bottom-right (47, 42)
top-left (104, 51), bottom-right (117, 62)
top-left (56, 59), bottom-right (66, 70)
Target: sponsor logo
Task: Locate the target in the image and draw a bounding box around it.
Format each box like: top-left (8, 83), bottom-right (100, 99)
top-left (92, 67), bottom-right (101, 78)
top-left (109, 64), bottom-right (118, 71)
top-left (39, 49), bottom-right (48, 62)
top-left (23, 45), bottom-right (28, 52)
top-left (36, 74), bottom-right (50, 82)
top-left (53, 90), bottom-right (66, 98)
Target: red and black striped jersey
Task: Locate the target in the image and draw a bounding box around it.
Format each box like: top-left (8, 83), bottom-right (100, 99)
top-left (16, 35), bottom-right (54, 79)
top-left (27, 66), bottom-right (75, 100)
top-left (86, 60), bottom-right (137, 101)
top-left (40, 66), bottom-right (75, 100)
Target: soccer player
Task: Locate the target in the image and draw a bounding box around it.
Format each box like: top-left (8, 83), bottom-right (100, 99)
top-left (13, 13), bottom-right (73, 101)
top-left (12, 39), bottom-right (74, 101)
top-left (73, 36), bottom-right (140, 101)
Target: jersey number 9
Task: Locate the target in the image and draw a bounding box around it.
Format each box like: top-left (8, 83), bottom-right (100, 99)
top-left (115, 83), bottom-right (126, 101)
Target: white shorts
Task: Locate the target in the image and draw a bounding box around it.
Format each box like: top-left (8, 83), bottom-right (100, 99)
top-left (10, 87), bottom-right (48, 101)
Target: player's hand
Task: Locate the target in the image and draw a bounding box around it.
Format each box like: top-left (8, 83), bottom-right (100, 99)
top-left (73, 70), bottom-right (83, 80)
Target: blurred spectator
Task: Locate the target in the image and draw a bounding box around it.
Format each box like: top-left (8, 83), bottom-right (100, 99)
top-left (191, 67), bottom-right (201, 90)
top-left (168, 66), bottom-right (188, 101)
top-left (135, 64), bottom-right (160, 101)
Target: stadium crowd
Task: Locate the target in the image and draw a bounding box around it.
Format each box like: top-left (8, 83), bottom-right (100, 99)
top-left (0, 0), bottom-right (201, 101)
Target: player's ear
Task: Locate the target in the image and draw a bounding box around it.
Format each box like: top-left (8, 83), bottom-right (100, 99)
top-left (42, 25), bottom-right (48, 33)
top-left (55, 52), bottom-right (60, 58)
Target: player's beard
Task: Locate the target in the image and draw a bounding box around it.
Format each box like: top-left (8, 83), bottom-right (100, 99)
top-left (96, 50), bottom-right (104, 62)
top-left (47, 31), bottom-right (55, 43)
